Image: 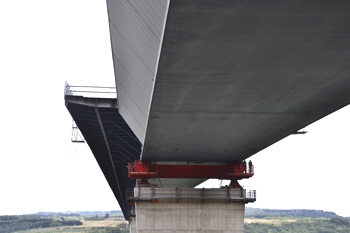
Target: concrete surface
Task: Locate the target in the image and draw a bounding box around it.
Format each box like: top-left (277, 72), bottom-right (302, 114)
top-left (141, 0), bottom-right (350, 162)
top-left (130, 187), bottom-right (248, 232)
top-left (134, 199), bottom-right (245, 233)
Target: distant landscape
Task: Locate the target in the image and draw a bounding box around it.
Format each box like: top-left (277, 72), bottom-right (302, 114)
top-left (245, 208), bottom-right (350, 233)
top-left (0, 211), bottom-right (127, 233)
top-left (0, 208), bottom-right (349, 233)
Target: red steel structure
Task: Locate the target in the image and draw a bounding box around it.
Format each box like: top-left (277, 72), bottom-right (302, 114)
top-left (128, 160), bottom-right (254, 180)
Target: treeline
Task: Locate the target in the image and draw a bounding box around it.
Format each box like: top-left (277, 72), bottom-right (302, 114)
top-left (0, 215), bottom-right (82, 233)
top-left (36, 210), bottom-right (122, 216)
top-left (245, 218), bottom-right (350, 233)
top-left (35, 211), bottom-right (124, 220)
top-left (245, 207), bottom-right (340, 218)
top-left (35, 212), bottom-right (81, 216)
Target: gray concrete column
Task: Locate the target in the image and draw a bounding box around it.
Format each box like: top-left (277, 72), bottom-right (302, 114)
top-left (135, 199), bottom-right (245, 233)
top-left (128, 187), bottom-right (254, 233)
top-left (129, 216), bottom-right (137, 233)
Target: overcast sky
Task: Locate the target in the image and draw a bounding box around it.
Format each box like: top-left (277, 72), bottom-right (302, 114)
top-left (1, 1), bottom-right (349, 217)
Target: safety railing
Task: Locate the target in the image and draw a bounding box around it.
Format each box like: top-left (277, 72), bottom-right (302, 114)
top-left (245, 190), bottom-right (256, 200)
top-left (71, 120), bottom-right (85, 143)
top-left (64, 81), bottom-right (117, 98)
top-left (225, 163), bottom-right (254, 175)
top-left (128, 161), bottom-right (158, 178)
top-left (126, 187), bottom-right (256, 204)
top-left (128, 208), bottom-right (136, 217)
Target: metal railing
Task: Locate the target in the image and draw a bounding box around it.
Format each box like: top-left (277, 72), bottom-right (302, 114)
top-left (128, 161), bottom-right (158, 178)
top-left (128, 208), bottom-right (136, 217)
top-left (64, 81), bottom-right (117, 98)
top-left (126, 187), bottom-right (256, 204)
top-left (71, 120), bottom-right (85, 143)
top-left (245, 190), bottom-right (256, 200)
top-left (226, 164), bottom-right (254, 175)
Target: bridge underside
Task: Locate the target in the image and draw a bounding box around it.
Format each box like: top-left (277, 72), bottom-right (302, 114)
top-left (65, 0), bottom-right (350, 220)
top-left (106, 0), bottom-right (350, 163)
top-left (65, 96), bottom-right (142, 217)
top-left (65, 96), bottom-right (206, 217)
top-left (142, 0), bottom-right (350, 162)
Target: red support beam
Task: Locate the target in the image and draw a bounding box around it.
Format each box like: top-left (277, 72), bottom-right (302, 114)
top-left (128, 161), bottom-right (254, 180)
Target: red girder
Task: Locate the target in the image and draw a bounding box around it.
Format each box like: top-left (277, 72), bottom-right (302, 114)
top-left (128, 160), bottom-right (254, 180)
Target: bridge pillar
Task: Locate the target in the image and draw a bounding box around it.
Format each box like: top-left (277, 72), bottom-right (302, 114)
top-left (127, 186), bottom-right (255, 233)
top-left (129, 216), bottom-right (137, 233)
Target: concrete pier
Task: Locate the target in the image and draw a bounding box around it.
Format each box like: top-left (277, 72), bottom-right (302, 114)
top-left (128, 187), bottom-right (255, 233)
top-left (129, 216), bottom-right (137, 233)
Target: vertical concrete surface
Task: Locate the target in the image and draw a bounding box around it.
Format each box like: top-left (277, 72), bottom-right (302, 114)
top-left (133, 199), bottom-right (245, 233)
top-left (129, 216), bottom-right (136, 233)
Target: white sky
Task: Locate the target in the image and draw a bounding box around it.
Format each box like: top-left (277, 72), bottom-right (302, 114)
top-left (1, 1), bottom-right (349, 217)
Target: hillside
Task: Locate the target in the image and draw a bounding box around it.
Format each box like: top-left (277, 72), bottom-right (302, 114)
top-left (245, 208), bottom-right (349, 233)
top-left (0, 208), bottom-right (349, 233)
top-left (245, 207), bottom-right (341, 218)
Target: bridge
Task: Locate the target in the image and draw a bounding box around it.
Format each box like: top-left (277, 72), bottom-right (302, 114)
top-left (65, 1), bottom-right (350, 232)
